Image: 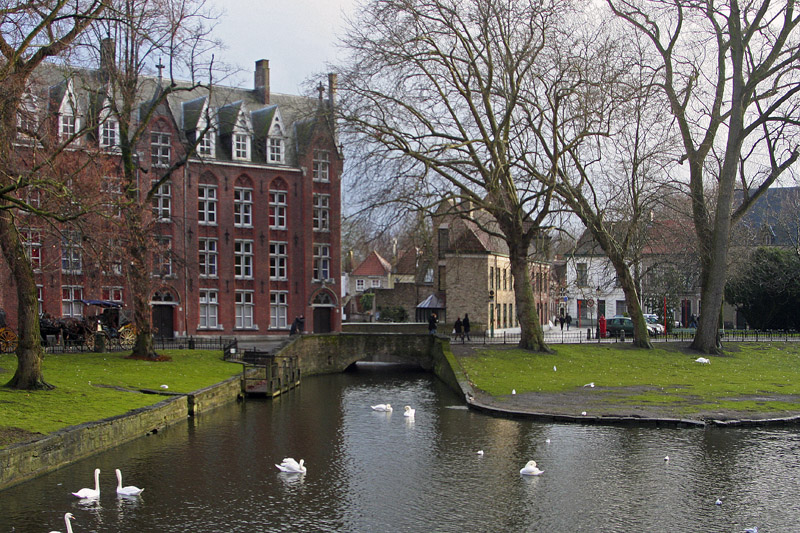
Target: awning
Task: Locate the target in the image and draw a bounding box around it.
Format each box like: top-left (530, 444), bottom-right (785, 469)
top-left (78, 299), bottom-right (121, 308)
top-left (416, 293), bottom-right (445, 309)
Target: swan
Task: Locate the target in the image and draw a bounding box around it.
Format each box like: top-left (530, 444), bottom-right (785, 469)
top-left (275, 457), bottom-right (307, 474)
top-left (583, 382), bottom-right (595, 388)
top-left (403, 405), bottom-right (415, 417)
top-left (520, 460), bottom-right (544, 476)
top-left (371, 404), bottom-right (392, 412)
top-left (695, 357), bottom-right (711, 364)
top-left (115, 468), bottom-right (144, 496)
top-left (476, 450), bottom-right (484, 456)
top-left (511, 389), bottom-right (516, 395)
top-left (49, 512), bottom-right (75, 533)
top-left (72, 468), bottom-right (100, 498)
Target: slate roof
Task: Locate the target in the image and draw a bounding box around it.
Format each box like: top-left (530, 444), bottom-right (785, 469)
top-left (735, 187), bottom-right (800, 246)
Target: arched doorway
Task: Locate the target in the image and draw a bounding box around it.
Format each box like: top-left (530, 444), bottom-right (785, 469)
top-left (311, 291), bottom-right (336, 333)
top-left (151, 289), bottom-right (178, 339)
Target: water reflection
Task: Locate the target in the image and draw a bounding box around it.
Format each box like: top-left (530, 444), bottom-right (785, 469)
top-left (2, 363), bottom-right (800, 532)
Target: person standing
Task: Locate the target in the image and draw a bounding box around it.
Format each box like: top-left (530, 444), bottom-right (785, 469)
top-left (428, 312), bottom-right (438, 335)
top-left (566, 313), bottom-right (572, 330)
top-left (462, 313), bottom-right (471, 341)
top-left (454, 316), bottom-right (464, 342)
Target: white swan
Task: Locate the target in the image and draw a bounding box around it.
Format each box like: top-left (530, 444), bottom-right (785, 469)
top-left (695, 357), bottom-right (711, 364)
top-left (49, 512), bottom-right (75, 533)
top-left (115, 468), bottom-right (144, 496)
top-left (275, 457), bottom-right (307, 474)
top-left (403, 405), bottom-right (415, 417)
top-left (72, 468), bottom-right (100, 498)
top-left (476, 450), bottom-right (484, 455)
top-left (520, 460), bottom-right (544, 476)
top-left (371, 404), bottom-right (392, 412)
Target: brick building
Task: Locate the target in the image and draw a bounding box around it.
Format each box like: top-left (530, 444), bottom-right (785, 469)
top-left (1, 55), bottom-right (342, 337)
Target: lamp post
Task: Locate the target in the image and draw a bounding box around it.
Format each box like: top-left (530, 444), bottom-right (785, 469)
top-left (489, 290), bottom-right (495, 338)
top-left (596, 286), bottom-right (601, 343)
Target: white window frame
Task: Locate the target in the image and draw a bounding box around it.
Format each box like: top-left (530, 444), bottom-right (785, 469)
top-left (152, 180), bottom-right (172, 221)
top-left (60, 114), bottom-right (76, 139)
top-left (198, 185), bottom-right (217, 225)
top-left (234, 187), bottom-right (253, 227)
top-left (100, 118), bottom-right (118, 149)
top-left (36, 285), bottom-right (43, 315)
top-left (371, 279), bottom-right (381, 288)
top-left (313, 194), bottom-right (330, 232)
top-left (197, 132), bottom-right (215, 157)
top-left (268, 137), bottom-right (284, 163)
top-left (198, 238), bottom-right (218, 278)
top-left (199, 289), bottom-right (219, 329)
top-left (62, 285), bottom-right (83, 317)
top-left (313, 244), bottom-right (330, 281)
top-left (151, 131), bottom-right (171, 167)
top-left (61, 230), bottom-right (82, 274)
top-left (101, 286), bottom-right (124, 303)
top-left (269, 242), bottom-right (288, 280)
top-left (269, 190), bottom-right (287, 229)
top-left (313, 149), bottom-right (330, 182)
top-left (270, 291), bottom-right (288, 329)
top-left (356, 279), bottom-right (365, 292)
top-left (22, 228), bottom-right (42, 270)
top-left (234, 239), bottom-right (254, 279)
top-left (233, 133), bottom-right (250, 160)
top-left (235, 290), bottom-right (256, 329)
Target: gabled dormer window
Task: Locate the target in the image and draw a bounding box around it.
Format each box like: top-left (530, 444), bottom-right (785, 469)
top-left (100, 118), bottom-right (119, 149)
top-left (233, 133), bottom-right (250, 160)
top-left (313, 149), bottom-right (330, 182)
top-left (60, 115), bottom-right (76, 139)
top-left (58, 80), bottom-right (81, 141)
top-left (17, 93), bottom-right (37, 139)
top-left (198, 132), bottom-right (215, 157)
top-left (268, 137), bottom-right (284, 163)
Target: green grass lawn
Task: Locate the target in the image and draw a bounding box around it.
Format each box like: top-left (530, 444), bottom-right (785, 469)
top-left (456, 342), bottom-right (800, 416)
top-left (0, 350), bottom-right (241, 442)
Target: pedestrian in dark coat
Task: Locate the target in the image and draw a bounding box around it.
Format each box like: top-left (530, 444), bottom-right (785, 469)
top-left (462, 313), bottom-right (471, 341)
top-left (566, 313), bottom-right (572, 330)
top-left (428, 313), bottom-right (438, 335)
top-left (454, 316), bottom-right (464, 342)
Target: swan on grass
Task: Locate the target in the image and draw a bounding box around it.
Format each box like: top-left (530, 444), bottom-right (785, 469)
top-left (275, 457), bottom-right (307, 474)
top-left (371, 404), bottom-right (392, 412)
top-left (72, 468), bottom-right (100, 498)
top-left (519, 460), bottom-right (544, 476)
top-left (404, 405), bottom-right (415, 417)
top-left (695, 357), bottom-right (711, 364)
top-left (49, 512), bottom-right (75, 533)
top-left (115, 468), bottom-right (144, 496)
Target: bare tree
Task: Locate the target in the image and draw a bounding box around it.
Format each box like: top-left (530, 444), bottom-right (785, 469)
top-left (608, 0), bottom-right (800, 354)
top-left (337, 0), bottom-right (616, 351)
top-left (0, 0), bottom-right (110, 389)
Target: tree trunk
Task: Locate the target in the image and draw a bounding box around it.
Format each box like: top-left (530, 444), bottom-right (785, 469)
top-left (125, 212), bottom-right (158, 359)
top-left (508, 239), bottom-right (550, 352)
top-left (606, 250), bottom-right (652, 349)
top-left (0, 211), bottom-right (52, 390)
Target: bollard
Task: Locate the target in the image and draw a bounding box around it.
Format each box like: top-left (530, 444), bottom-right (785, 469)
top-left (93, 332), bottom-right (105, 353)
top-left (620, 329), bottom-right (625, 342)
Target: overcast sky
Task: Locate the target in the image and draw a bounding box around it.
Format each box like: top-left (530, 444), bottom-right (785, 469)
top-left (206, 0), bottom-right (359, 95)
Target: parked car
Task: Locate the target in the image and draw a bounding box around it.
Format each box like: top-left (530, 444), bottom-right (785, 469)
top-left (605, 316), bottom-right (635, 337)
top-left (644, 315), bottom-right (665, 335)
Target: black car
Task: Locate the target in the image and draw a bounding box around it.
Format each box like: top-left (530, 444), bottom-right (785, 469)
top-left (605, 316), bottom-right (635, 337)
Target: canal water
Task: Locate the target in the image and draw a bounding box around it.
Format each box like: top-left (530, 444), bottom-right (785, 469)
top-left (3, 363), bottom-right (800, 532)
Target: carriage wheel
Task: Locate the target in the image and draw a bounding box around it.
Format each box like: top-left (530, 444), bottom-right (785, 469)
top-left (0, 328), bottom-right (18, 352)
top-left (84, 333), bottom-right (95, 351)
top-left (119, 326), bottom-right (136, 348)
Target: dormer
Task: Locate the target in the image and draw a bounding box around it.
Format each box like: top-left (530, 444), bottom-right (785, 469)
top-left (219, 101), bottom-right (251, 162)
top-left (97, 88), bottom-right (119, 151)
top-left (17, 90), bottom-right (39, 140)
top-left (183, 96), bottom-right (216, 159)
top-left (267, 108), bottom-right (285, 164)
top-left (55, 78), bottom-right (82, 142)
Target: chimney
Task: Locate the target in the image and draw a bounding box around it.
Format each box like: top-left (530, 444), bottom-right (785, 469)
top-left (327, 73), bottom-right (337, 107)
top-left (254, 59), bottom-right (270, 105)
top-left (100, 38), bottom-right (115, 80)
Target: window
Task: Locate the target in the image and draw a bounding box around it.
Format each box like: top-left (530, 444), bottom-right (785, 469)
top-left (151, 131), bottom-right (171, 167)
top-left (199, 289), bottom-right (219, 329)
top-left (60, 115), bottom-right (76, 138)
top-left (268, 137), bottom-right (284, 163)
top-left (234, 188), bottom-right (253, 227)
top-left (234, 240), bottom-right (253, 279)
top-left (17, 102), bottom-right (36, 139)
top-left (198, 185), bottom-right (217, 225)
top-left (107, 238), bottom-right (123, 275)
top-left (199, 238), bottom-right (218, 278)
top-left (62, 286), bottom-right (83, 317)
top-left (235, 290), bottom-right (255, 329)
top-left (313, 149), bottom-right (330, 181)
top-left (489, 266), bottom-right (494, 289)
top-left (313, 244), bottom-right (330, 281)
top-left (152, 236), bottom-right (172, 277)
top-left (61, 230), bottom-right (82, 274)
top-left (198, 132), bottom-right (214, 157)
top-left (233, 133), bottom-right (250, 160)
top-left (101, 287), bottom-right (123, 303)
top-left (356, 279), bottom-right (365, 292)
top-left (101, 176), bottom-right (123, 217)
top-left (269, 190), bottom-right (287, 229)
top-left (22, 229), bottom-right (41, 270)
top-left (313, 194), bottom-right (330, 231)
top-left (36, 285), bottom-right (43, 314)
top-left (270, 291), bottom-right (288, 328)
top-left (576, 263), bottom-right (588, 287)
top-left (615, 300), bottom-right (628, 316)
top-left (270, 242), bottom-right (287, 280)
top-left (371, 279), bottom-right (381, 288)
top-left (100, 119), bottom-right (118, 149)
top-left (152, 181), bottom-right (171, 221)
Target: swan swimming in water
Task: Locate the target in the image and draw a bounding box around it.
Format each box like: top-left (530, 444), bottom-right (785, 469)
top-left (115, 468), bottom-right (144, 496)
top-left (49, 512), bottom-right (75, 533)
top-left (371, 404), bottom-right (392, 412)
top-left (404, 405), bottom-right (415, 417)
top-left (275, 457), bottom-right (307, 474)
top-left (72, 468), bottom-right (100, 498)
top-left (519, 460), bottom-right (544, 476)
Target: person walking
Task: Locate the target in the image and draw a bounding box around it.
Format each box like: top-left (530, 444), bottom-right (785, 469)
top-left (566, 313), bottom-right (572, 330)
top-left (454, 316), bottom-right (464, 343)
top-left (462, 313), bottom-right (471, 341)
top-left (428, 312), bottom-right (438, 335)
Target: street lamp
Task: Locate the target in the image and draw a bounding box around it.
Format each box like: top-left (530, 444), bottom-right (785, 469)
top-left (596, 286), bottom-right (601, 343)
top-left (489, 290), bottom-right (495, 338)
